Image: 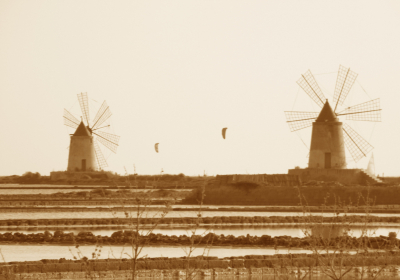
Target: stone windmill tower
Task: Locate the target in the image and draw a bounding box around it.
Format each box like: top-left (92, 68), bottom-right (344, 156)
top-left (285, 65), bottom-right (381, 169)
top-left (63, 93), bottom-right (120, 172)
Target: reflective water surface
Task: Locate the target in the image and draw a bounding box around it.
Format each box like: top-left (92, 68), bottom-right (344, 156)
top-left (0, 184), bottom-right (192, 190)
top-left (0, 189), bottom-right (191, 194)
top-left (0, 244), bottom-right (312, 262)
top-left (0, 245), bottom-right (397, 280)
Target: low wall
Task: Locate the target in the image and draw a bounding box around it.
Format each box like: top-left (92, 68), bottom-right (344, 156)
top-left (288, 168), bottom-right (362, 184)
top-left (0, 213), bottom-right (398, 228)
top-left (215, 174), bottom-right (301, 187)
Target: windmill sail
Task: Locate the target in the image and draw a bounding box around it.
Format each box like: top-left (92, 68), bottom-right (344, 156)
top-left (63, 109), bottom-right (80, 129)
top-left (94, 140), bottom-right (108, 169)
top-left (337, 99), bottom-right (381, 122)
top-left (284, 111), bottom-right (319, 132)
top-left (78, 92), bottom-right (90, 126)
top-left (297, 70), bottom-right (326, 108)
top-left (342, 123), bottom-right (373, 163)
top-left (367, 153), bottom-right (375, 175)
top-left (94, 131), bottom-right (120, 153)
top-left (333, 65), bottom-right (358, 112)
top-left (92, 101), bottom-right (112, 130)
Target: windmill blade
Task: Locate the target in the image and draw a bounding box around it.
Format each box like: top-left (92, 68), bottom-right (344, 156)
top-left (91, 101), bottom-right (112, 130)
top-left (297, 70), bottom-right (326, 108)
top-left (342, 123), bottom-right (373, 163)
top-left (63, 109), bottom-right (80, 129)
top-left (337, 99), bottom-right (381, 122)
top-left (333, 65), bottom-right (358, 112)
top-left (284, 111), bottom-right (319, 132)
top-left (94, 139), bottom-right (108, 169)
top-left (77, 92), bottom-right (90, 126)
top-left (93, 131), bottom-right (120, 153)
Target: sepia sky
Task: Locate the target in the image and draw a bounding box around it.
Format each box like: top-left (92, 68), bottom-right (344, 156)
top-left (1, 1), bottom-right (400, 177)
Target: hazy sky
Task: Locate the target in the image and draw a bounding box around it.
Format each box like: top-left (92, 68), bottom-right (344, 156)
top-left (1, 1), bottom-right (400, 176)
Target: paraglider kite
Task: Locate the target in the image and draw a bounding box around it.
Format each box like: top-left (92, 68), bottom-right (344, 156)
top-left (222, 127), bottom-right (227, 139)
top-left (155, 143), bottom-right (159, 153)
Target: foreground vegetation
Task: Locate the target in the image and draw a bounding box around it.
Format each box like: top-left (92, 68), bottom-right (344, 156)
top-left (3, 252), bottom-right (400, 275)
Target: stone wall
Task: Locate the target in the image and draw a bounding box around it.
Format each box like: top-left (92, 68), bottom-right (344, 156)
top-left (215, 174), bottom-right (301, 187)
top-left (288, 168), bottom-right (362, 184)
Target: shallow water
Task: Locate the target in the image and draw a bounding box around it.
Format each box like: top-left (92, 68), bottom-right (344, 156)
top-left (0, 184), bottom-right (191, 189)
top-left (0, 189), bottom-right (191, 195)
top-left (0, 204), bottom-right (289, 208)
top-left (0, 189), bottom-right (97, 194)
top-left (0, 244), bottom-right (312, 262)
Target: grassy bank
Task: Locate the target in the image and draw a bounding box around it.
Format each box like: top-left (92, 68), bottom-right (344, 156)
top-left (183, 182), bottom-right (400, 206)
top-left (0, 188), bottom-right (189, 201)
top-left (0, 172), bottom-right (211, 188)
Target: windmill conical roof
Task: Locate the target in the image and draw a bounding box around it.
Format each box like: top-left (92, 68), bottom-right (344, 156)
top-left (73, 121), bottom-right (91, 136)
top-left (316, 100), bottom-right (337, 122)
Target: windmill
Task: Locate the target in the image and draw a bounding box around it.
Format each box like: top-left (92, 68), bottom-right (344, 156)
top-left (285, 65), bottom-right (381, 169)
top-left (63, 93), bottom-right (120, 171)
